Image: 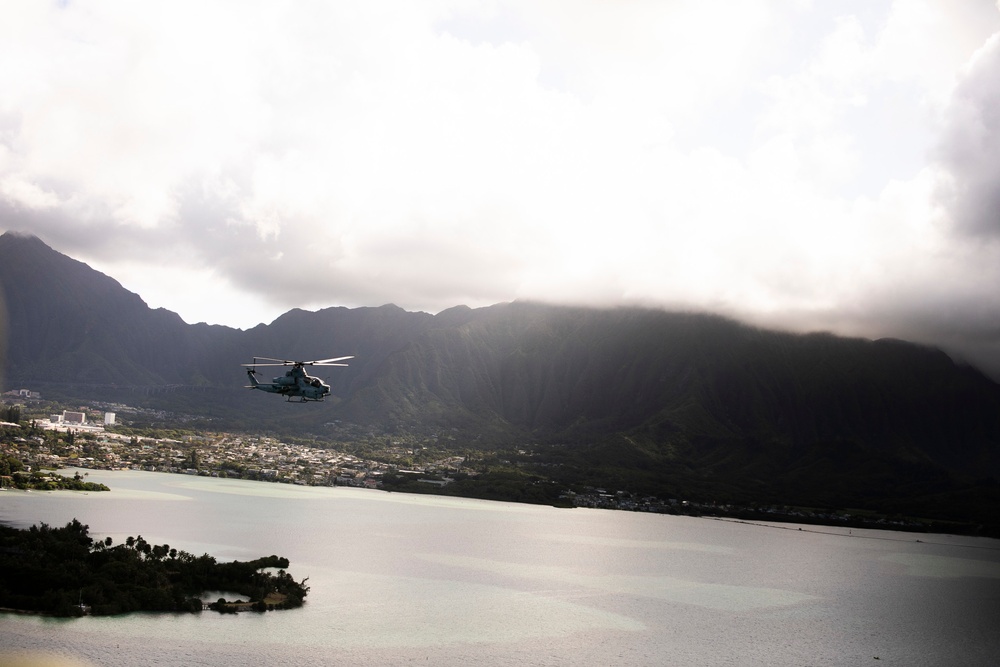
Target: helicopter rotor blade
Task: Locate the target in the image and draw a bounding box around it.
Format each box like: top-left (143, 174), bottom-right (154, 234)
top-left (308, 356), bottom-right (354, 365)
top-left (241, 355), bottom-right (353, 368)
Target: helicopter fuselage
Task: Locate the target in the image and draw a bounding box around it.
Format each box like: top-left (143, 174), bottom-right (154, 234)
top-left (243, 355), bottom-right (352, 403)
top-left (247, 365), bottom-right (330, 401)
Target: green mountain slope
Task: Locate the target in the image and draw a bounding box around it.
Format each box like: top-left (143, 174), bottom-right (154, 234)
top-left (2, 231), bottom-right (999, 522)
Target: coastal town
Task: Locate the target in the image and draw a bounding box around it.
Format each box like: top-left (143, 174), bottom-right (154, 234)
top-left (2, 399), bottom-right (461, 490)
top-left (1, 392), bottom-right (934, 532)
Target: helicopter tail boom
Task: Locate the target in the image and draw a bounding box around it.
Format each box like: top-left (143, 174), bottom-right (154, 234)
top-left (245, 367), bottom-right (262, 388)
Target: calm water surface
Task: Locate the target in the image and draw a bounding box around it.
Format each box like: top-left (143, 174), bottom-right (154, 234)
top-left (2, 469), bottom-right (999, 666)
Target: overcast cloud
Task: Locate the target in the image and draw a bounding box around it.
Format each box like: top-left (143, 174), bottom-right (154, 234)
top-left (3, 0), bottom-right (1000, 377)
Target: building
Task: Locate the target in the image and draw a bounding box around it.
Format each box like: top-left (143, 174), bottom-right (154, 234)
top-left (2, 388), bottom-right (41, 399)
top-left (104, 412), bottom-right (116, 426)
top-left (63, 411), bottom-right (86, 424)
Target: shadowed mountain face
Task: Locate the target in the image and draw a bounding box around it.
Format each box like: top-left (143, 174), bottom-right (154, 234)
top-left (3, 231), bottom-right (1000, 516)
top-left (0, 232), bottom-right (216, 386)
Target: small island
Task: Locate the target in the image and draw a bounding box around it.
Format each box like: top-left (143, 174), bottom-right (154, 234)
top-left (0, 520), bottom-right (309, 616)
top-left (1, 469), bottom-right (110, 492)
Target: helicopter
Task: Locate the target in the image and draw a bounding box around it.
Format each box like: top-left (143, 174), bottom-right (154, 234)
top-left (242, 356), bottom-right (353, 402)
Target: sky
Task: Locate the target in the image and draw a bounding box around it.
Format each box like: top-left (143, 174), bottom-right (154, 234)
top-left (2, 0), bottom-right (1000, 376)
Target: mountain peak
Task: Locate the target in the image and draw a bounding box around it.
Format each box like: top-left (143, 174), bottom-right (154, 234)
top-left (0, 230), bottom-right (46, 249)
top-left (3, 231), bottom-right (1000, 527)
top-left (0, 230), bottom-right (39, 240)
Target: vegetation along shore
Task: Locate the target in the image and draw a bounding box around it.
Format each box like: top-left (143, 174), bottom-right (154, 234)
top-left (0, 520), bottom-right (309, 616)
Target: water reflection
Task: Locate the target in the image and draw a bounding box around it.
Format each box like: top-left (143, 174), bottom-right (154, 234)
top-left (2, 469), bottom-right (999, 666)
top-left (883, 553), bottom-right (1000, 579)
top-left (420, 553), bottom-right (815, 611)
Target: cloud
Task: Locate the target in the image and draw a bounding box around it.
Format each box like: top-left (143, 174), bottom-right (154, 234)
top-left (2, 0), bottom-right (1000, 379)
top-left (934, 33), bottom-right (1000, 237)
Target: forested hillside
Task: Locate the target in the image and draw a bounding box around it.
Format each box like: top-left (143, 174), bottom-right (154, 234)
top-left (3, 231), bottom-right (999, 524)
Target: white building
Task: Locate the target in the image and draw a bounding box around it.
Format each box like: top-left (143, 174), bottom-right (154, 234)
top-left (104, 412), bottom-right (116, 425)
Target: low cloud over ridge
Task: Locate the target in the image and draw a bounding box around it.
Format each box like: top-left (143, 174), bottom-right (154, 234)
top-left (2, 0), bottom-right (1000, 378)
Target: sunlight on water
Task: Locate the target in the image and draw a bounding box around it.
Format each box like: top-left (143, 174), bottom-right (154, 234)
top-left (296, 573), bottom-right (646, 648)
top-left (91, 489), bottom-right (192, 502)
top-left (542, 533), bottom-right (734, 554)
top-left (4, 469), bottom-right (1000, 666)
top-left (158, 471), bottom-right (545, 514)
top-left (883, 553), bottom-right (1000, 579)
top-left (419, 554), bottom-right (815, 611)
top-left (169, 477), bottom-right (330, 499)
top-left (85, 469), bottom-right (328, 501)
top-left (6, 487), bottom-right (191, 502)
top-left (4, 573), bottom-right (644, 651)
top-left (333, 489), bottom-right (547, 514)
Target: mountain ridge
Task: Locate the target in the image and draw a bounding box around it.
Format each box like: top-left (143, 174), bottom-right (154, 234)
top-left (2, 231), bottom-right (999, 521)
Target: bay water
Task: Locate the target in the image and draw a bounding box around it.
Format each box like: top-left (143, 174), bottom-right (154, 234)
top-left (2, 469), bottom-right (999, 666)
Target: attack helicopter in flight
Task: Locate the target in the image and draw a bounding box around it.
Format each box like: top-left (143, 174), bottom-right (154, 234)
top-left (242, 356), bottom-right (353, 402)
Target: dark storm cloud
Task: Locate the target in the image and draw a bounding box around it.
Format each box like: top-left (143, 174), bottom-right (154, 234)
top-left (935, 34), bottom-right (1000, 238)
top-left (167, 183), bottom-right (524, 316)
top-left (0, 198), bottom-right (131, 262)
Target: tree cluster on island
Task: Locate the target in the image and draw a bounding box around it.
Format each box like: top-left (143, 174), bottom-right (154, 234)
top-left (0, 465), bottom-right (110, 492)
top-left (0, 520), bottom-right (309, 616)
